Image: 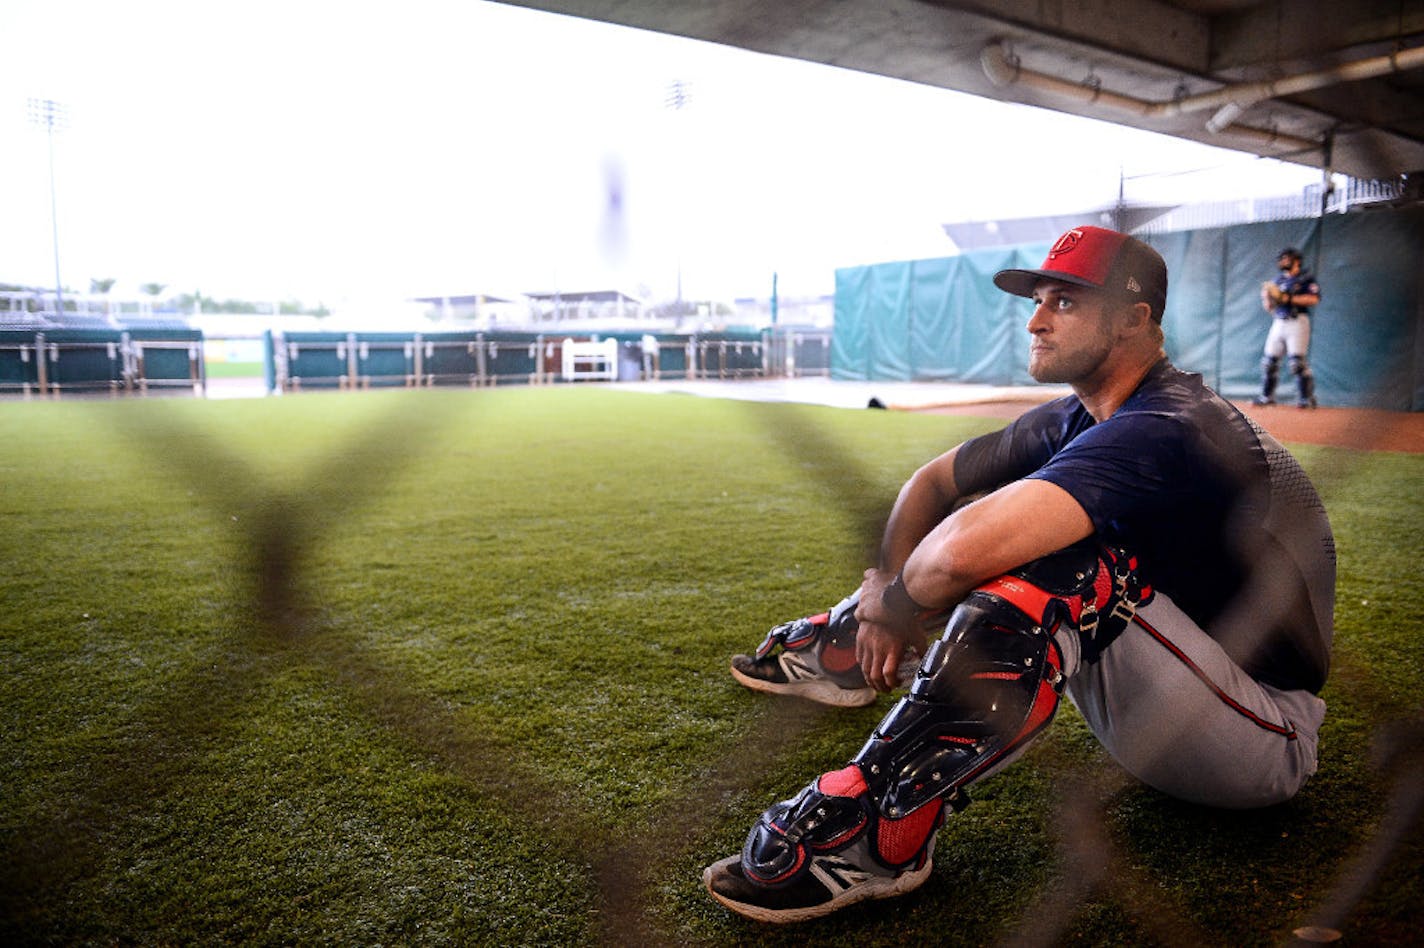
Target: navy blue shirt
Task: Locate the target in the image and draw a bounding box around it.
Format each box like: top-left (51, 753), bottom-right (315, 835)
top-left (953, 359), bottom-right (1334, 692)
top-left (1271, 268), bottom-right (1320, 320)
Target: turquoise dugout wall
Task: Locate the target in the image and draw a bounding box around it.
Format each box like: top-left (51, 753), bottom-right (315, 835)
top-left (0, 327), bottom-right (203, 396)
top-left (833, 206), bottom-right (1424, 410)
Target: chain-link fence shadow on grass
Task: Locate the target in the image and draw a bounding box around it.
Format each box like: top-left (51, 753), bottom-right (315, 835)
top-left (2, 392), bottom-right (1420, 946)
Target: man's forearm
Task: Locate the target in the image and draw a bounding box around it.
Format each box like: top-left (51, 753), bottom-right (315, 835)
top-left (900, 478), bottom-right (1096, 611)
top-left (877, 456), bottom-right (962, 574)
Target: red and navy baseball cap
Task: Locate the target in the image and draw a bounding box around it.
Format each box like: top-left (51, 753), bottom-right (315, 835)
top-left (993, 226), bottom-right (1168, 322)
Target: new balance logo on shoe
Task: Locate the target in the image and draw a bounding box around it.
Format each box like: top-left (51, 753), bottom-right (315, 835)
top-left (702, 842), bottom-right (936, 923)
top-left (809, 856), bottom-right (878, 894)
top-left (780, 652), bottom-right (820, 681)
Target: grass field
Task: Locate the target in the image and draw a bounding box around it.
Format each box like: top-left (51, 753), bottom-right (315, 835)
top-left (1, 387), bottom-right (1420, 946)
top-left (203, 361), bottom-right (266, 379)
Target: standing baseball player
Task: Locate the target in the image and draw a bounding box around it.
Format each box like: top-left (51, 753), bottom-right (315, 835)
top-left (1256, 247), bottom-right (1321, 408)
top-left (704, 226), bottom-right (1335, 923)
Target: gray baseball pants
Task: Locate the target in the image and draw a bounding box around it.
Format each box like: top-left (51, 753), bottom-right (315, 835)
top-left (1063, 590), bottom-right (1325, 809)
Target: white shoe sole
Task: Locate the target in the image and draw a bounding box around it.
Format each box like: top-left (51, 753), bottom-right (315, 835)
top-left (728, 661), bottom-right (878, 708)
top-left (702, 853), bottom-right (934, 923)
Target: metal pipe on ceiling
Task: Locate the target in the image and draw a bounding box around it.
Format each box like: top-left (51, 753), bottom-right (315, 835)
top-left (1156, 44), bottom-right (1424, 119)
top-left (980, 40), bottom-right (1424, 145)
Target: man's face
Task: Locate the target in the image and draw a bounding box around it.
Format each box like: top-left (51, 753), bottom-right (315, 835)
top-left (1026, 281), bottom-right (1120, 384)
top-left (1278, 253), bottom-right (1299, 273)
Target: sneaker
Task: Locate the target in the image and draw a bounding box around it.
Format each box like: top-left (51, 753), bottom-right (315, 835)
top-left (731, 596), bottom-right (935, 706)
top-left (729, 651), bottom-right (878, 707)
top-left (730, 647), bottom-right (925, 707)
top-left (702, 838), bottom-right (935, 924)
top-left (1252, 396), bottom-right (1276, 406)
top-left (729, 610), bottom-right (877, 708)
top-left (1297, 396), bottom-right (1318, 408)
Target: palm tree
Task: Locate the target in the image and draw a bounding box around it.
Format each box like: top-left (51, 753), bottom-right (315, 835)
top-left (139, 282), bottom-right (168, 317)
top-left (90, 277), bottom-right (117, 317)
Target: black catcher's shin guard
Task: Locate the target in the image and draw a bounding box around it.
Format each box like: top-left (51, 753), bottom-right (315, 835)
top-left (1289, 355), bottom-right (1315, 404)
top-left (738, 542), bottom-right (1152, 888)
top-left (1260, 355), bottom-right (1280, 401)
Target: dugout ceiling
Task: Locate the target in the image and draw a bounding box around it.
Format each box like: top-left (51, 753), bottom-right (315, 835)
top-left (491, 0), bottom-right (1424, 183)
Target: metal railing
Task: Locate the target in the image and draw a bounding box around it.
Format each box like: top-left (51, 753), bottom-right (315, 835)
top-left (1138, 176), bottom-right (1412, 234)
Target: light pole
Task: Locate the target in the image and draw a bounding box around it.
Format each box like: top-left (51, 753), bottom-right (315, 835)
top-left (27, 97), bottom-right (68, 318)
top-left (664, 80), bottom-right (691, 306)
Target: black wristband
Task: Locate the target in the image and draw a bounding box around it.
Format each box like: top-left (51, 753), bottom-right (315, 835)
top-left (881, 573), bottom-right (927, 624)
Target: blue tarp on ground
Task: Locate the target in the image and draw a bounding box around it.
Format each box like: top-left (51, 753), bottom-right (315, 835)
top-left (833, 206), bottom-right (1424, 410)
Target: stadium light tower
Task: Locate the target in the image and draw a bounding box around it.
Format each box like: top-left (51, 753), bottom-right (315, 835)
top-left (664, 80), bottom-right (691, 305)
top-left (27, 97), bottom-right (68, 317)
top-left (665, 78), bottom-right (692, 112)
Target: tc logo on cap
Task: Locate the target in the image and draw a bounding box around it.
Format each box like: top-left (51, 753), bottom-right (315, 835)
top-left (1048, 229), bottom-right (1083, 259)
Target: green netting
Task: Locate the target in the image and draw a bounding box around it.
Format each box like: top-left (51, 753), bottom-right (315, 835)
top-left (833, 206), bottom-right (1424, 410)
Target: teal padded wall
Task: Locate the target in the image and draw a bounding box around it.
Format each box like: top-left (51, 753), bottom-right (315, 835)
top-left (833, 206), bottom-right (1424, 410)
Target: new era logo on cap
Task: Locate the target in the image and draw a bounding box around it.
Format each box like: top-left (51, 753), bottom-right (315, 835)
top-left (993, 225), bottom-right (1168, 322)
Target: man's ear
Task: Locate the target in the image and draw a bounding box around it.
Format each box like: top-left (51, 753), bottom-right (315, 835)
top-left (1118, 301), bottom-right (1153, 336)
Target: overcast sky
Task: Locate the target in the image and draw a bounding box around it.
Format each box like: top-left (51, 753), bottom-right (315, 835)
top-left (1, 0), bottom-right (1325, 312)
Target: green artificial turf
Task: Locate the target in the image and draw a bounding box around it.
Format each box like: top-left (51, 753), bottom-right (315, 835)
top-left (204, 361), bottom-right (266, 379)
top-left (0, 387), bottom-right (1419, 946)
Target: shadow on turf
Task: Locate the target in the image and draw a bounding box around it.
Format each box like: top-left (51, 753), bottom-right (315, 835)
top-left (0, 393), bottom-right (856, 947)
top-left (0, 401), bottom-right (437, 900)
top-left (4, 391), bottom-right (1421, 946)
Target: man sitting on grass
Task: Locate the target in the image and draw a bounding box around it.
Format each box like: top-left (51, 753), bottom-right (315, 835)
top-left (704, 226), bottom-right (1335, 924)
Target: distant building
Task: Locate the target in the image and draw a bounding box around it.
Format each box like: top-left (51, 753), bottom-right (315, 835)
top-left (412, 294), bottom-right (523, 329)
top-left (522, 290), bottom-right (645, 324)
top-left (941, 207), bottom-right (1175, 252)
top-left (732, 293), bottom-right (834, 329)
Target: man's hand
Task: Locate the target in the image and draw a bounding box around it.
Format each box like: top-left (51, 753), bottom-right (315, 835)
top-left (853, 568), bottom-right (930, 693)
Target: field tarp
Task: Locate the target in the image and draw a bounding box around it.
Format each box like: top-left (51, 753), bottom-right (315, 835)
top-left (833, 206), bottom-right (1424, 410)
